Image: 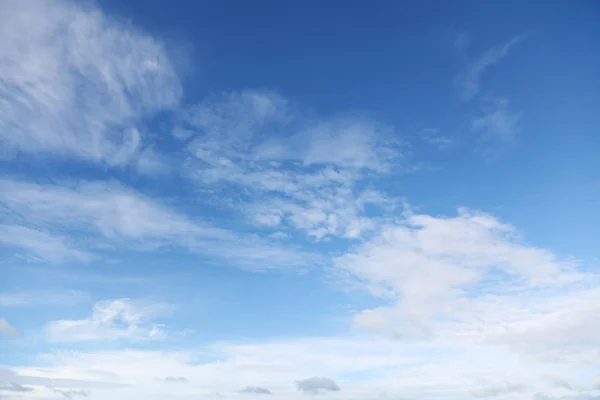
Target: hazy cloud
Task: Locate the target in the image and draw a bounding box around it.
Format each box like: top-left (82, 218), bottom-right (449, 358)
top-left (456, 35), bottom-right (525, 100)
top-left (240, 386), bottom-right (273, 395)
top-left (162, 377), bottom-right (189, 384)
top-left (0, 318), bottom-right (18, 337)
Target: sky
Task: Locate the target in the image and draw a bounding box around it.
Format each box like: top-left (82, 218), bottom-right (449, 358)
top-left (0, 0), bottom-right (599, 399)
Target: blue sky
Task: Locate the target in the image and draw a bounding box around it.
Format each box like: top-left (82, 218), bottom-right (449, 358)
top-left (1, 1), bottom-right (599, 400)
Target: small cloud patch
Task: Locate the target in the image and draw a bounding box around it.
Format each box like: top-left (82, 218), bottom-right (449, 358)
top-left (297, 377), bottom-right (340, 394)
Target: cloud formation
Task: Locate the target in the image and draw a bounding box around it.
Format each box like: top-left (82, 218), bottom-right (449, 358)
top-left (0, 178), bottom-right (318, 270)
top-left (51, 387), bottom-right (90, 399)
top-left (0, 0), bottom-right (181, 166)
top-left (338, 207), bottom-right (598, 363)
top-left (0, 382), bottom-right (34, 392)
top-left (296, 377), bottom-right (340, 394)
top-left (456, 35), bottom-right (525, 100)
top-left (471, 98), bottom-right (520, 155)
top-left (180, 90), bottom-right (399, 240)
top-left (240, 386), bottom-right (273, 395)
top-left (43, 299), bottom-right (171, 342)
top-left (0, 317), bottom-right (18, 336)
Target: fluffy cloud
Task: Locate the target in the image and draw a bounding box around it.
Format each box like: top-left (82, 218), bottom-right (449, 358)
top-left (338, 207), bottom-right (569, 313)
top-left (336, 207), bottom-right (598, 365)
top-left (0, 0), bottom-right (181, 166)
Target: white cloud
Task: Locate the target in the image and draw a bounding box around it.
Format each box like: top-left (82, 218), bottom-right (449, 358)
top-left (179, 91), bottom-right (400, 240)
top-left (335, 207), bottom-right (597, 365)
top-left (0, 178), bottom-right (318, 270)
top-left (456, 35), bottom-right (525, 100)
top-left (0, 0), bottom-right (181, 165)
top-left (180, 91), bottom-right (401, 172)
top-left (300, 119), bottom-right (399, 172)
top-left (0, 290), bottom-right (88, 308)
top-left (0, 179), bottom-right (211, 243)
top-left (43, 299), bottom-right (172, 342)
top-left (479, 287), bottom-right (600, 364)
top-left (0, 317), bottom-right (18, 336)
top-left (418, 128), bottom-right (453, 151)
top-left (0, 224), bottom-right (92, 263)
top-left (4, 336), bottom-right (597, 400)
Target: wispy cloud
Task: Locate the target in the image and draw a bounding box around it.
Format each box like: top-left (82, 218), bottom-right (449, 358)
top-left (0, 290), bottom-right (88, 308)
top-left (0, 317), bottom-right (18, 336)
top-left (0, 224), bottom-right (92, 263)
top-left (0, 178), bottom-right (318, 270)
top-left (471, 98), bottom-right (520, 142)
top-left (0, 0), bottom-right (181, 166)
top-left (471, 98), bottom-right (520, 159)
top-left (43, 299), bottom-right (172, 342)
top-left (456, 35), bottom-right (525, 100)
top-left (179, 91), bottom-right (401, 240)
top-left (418, 128), bottom-right (454, 151)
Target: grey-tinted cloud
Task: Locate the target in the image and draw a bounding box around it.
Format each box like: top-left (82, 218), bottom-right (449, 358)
top-left (296, 377), bottom-right (340, 394)
top-left (0, 382), bottom-right (34, 392)
top-left (240, 386), bottom-right (273, 395)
